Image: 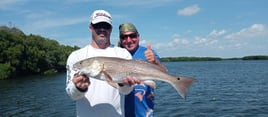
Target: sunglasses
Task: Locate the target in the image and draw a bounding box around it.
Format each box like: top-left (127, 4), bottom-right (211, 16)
top-left (120, 33), bottom-right (138, 39)
top-left (92, 22), bottom-right (111, 30)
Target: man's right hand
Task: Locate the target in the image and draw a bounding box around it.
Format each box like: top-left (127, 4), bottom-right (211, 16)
top-left (72, 74), bottom-right (90, 92)
top-left (122, 76), bottom-right (141, 86)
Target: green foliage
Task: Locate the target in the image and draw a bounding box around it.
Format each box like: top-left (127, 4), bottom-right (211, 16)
top-left (0, 63), bottom-right (15, 79)
top-left (0, 26), bottom-right (79, 79)
top-left (242, 55), bottom-right (268, 60)
top-left (160, 55), bottom-right (268, 62)
top-left (161, 57), bottom-right (223, 62)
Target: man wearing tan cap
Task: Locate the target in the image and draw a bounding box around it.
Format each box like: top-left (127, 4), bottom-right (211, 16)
top-left (118, 23), bottom-right (166, 117)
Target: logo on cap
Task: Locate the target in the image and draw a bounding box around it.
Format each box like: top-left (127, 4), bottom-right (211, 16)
top-left (95, 13), bottom-right (111, 19)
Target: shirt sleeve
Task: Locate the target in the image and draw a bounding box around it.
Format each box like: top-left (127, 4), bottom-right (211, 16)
top-left (118, 85), bottom-right (134, 95)
top-left (65, 52), bottom-right (86, 100)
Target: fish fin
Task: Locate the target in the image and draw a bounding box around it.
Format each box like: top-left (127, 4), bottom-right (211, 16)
top-left (171, 76), bottom-right (196, 99)
top-left (102, 70), bottom-right (119, 89)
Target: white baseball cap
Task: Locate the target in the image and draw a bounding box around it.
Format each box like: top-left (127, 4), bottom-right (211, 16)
top-left (90, 10), bottom-right (112, 25)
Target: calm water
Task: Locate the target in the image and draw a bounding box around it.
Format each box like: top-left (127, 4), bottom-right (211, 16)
top-left (0, 60), bottom-right (267, 117)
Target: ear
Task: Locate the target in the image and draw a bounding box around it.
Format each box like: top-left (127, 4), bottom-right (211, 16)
top-left (109, 26), bottom-right (113, 32)
top-left (89, 24), bottom-right (93, 32)
top-left (137, 33), bottom-right (140, 40)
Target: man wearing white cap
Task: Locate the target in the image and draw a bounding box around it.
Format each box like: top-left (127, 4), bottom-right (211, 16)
top-left (66, 10), bottom-right (140, 117)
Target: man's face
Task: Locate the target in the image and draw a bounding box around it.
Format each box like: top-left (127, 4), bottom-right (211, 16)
top-left (91, 22), bottom-right (112, 46)
top-left (120, 32), bottom-right (139, 53)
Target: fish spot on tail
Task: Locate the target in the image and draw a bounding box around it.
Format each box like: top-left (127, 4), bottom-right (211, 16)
top-left (177, 77), bottom-right (180, 80)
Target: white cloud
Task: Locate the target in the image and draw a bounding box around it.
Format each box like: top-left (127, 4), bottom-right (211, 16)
top-left (62, 37), bottom-right (89, 47)
top-left (173, 38), bottom-right (189, 45)
top-left (35, 17), bottom-right (86, 28)
top-left (209, 29), bottom-right (226, 37)
top-left (140, 40), bottom-right (147, 45)
top-left (23, 16), bottom-right (87, 33)
top-left (0, 0), bottom-right (27, 9)
top-left (193, 37), bottom-right (218, 46)
top-left (64, 0), bottom-right (178, 8)
top-left (177, 4), bottom-right (200, 16)
top-left (106, 0), bottom-right (177, 8)
top-left (225, 24), bottom-right (268, 40)
top-left (150, 23), bottom-right (268, 57)
top-left (165, 35), bottom-right (190, 47)
top-left (234, 43), bottom-right (243, 49)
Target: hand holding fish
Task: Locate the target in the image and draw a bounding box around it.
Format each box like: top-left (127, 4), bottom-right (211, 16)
top-left (73, 73), bottom-right (90, 92)
top-left (122, 76), bottom-right (141, 86)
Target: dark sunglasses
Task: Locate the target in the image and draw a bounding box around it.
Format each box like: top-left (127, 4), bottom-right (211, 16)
top-left (120, 33), bottom-right (138, 39)
top-left (92, 22), bottom-right (111, 30)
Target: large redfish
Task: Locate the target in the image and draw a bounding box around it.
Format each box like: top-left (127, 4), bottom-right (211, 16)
top-left (73, 56), bottom-right (196, 99)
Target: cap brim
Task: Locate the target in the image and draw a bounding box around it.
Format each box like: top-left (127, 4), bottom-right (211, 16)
top-left (91, 19), bottom-right (112, 25)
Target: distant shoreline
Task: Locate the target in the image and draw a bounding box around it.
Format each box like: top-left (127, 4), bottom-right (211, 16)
top-left (160, 55), bottom-right (268, 62)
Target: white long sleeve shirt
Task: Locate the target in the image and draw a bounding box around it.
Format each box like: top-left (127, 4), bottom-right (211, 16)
top-left (66, 45), bottom-right (133, 117)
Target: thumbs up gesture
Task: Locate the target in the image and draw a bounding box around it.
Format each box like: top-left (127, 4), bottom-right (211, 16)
top-left (144, 43), bottom-right (167, 72)
top-left (144, 43), bottom-right (156, 64)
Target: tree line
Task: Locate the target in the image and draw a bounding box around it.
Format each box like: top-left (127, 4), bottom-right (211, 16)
top-left (0, 26), bottom-right (79, 79)
top-left (160, 55), bottom-right (268, 62)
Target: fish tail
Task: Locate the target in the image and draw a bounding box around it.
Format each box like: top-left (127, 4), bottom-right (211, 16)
top-left (170, 76), bottom-right (196, 99)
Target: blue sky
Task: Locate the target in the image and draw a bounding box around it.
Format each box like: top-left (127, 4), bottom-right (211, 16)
top-left (1, 0), bottom-right (267, 58)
